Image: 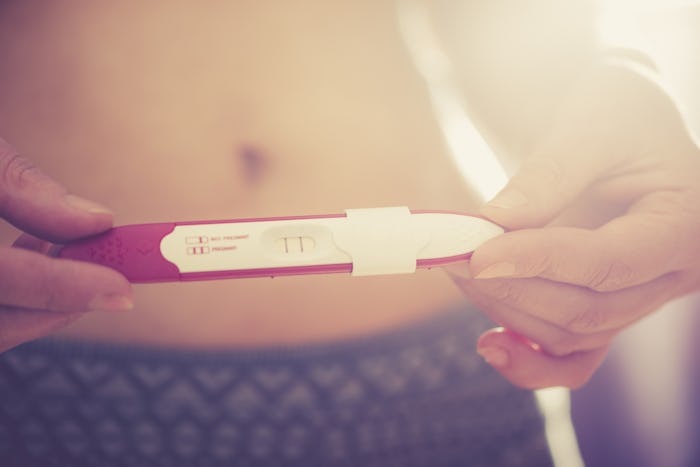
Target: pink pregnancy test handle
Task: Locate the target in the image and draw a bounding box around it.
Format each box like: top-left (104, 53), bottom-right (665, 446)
top-left (56, 208), bottom-right (504, 283)
top-left (57, 223), bottom-right (180, 282)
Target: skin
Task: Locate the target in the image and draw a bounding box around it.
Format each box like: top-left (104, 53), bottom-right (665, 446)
top-left (448, 62), bottom-right (700, 389)
top-left (4, 2), bottom-right (698, 394)
top-left (0, 1), bottom-right (471, 350)
top-left (0, 137), bottom-right (133, 352)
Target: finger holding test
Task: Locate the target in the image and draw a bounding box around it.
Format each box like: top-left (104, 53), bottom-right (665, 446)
top-left (480, 117), bottom-right (622, 231)
top-left (0, 137), bottom-right (113, 243)
top-left (469, 192), bottom-right (696, 292)
top-left (0, 246), bottom-right (133, 314)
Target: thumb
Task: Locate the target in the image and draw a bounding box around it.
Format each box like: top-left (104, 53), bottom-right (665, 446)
top-left (480, 65), bottom-right (633, 230)
top-left (0, 138), bottom-right (114, 242)
top-left (482, 141), bottom-right (615, 230)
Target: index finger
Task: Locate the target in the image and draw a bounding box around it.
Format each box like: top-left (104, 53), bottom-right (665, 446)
top-left (470, 191), bottom-right (700, 291)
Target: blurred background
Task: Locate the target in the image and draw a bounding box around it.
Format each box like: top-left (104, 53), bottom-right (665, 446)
top-left (0, 1), bottom-right (697, 465)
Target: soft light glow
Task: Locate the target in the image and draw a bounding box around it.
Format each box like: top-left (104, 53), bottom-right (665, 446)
top-left (599, 0), bottom-right (700, 47)
top-left (595, 4), bottom-right (700, 465)
top-left (397, 0), bottom-right (508, 203)
top-left (599, 0), bottom-right (700, 135)
top-left (397, 2), bottom-right (584, 467)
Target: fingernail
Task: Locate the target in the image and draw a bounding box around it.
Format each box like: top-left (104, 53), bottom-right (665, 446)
top-left (88, 294), bottom-right (134, 312)
top-left (478, 346), bottom-right (510, 368)
top-left (64, 194), bottom-right (113, 215)
top-left (474, 262), bottom-right (516, 279)
top-left (486, 189), bottom-right (528, 210)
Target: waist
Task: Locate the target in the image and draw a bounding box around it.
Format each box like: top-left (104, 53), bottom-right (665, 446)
top-left (0, 306), bottom-right (552, 467)
top-left (56, 269), bottom-right (466, 348)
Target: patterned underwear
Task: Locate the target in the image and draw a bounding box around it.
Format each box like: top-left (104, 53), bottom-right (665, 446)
top-left (0, 307), bottom-right (552, 467)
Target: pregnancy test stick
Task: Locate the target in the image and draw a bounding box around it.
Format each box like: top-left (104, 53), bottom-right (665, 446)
top-left (57, 207), bottom-right (503, 283)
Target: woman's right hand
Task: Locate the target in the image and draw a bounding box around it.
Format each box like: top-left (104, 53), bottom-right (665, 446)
top-left (0, 137), bottom-right (132, 353)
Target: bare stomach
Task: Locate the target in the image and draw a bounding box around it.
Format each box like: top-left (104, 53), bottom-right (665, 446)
top-left (0, 1), bottom-right (478, 348)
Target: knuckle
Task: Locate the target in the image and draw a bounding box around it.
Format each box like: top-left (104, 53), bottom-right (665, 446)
top-left (484, 280), bottom-right (527, 307)
top-left (524, 251), bottom-right (552, 278)
top-left (564, 306), bottom-right (607, 335)
top-left (0, 148), bottom-right (34, 183)
top-left (585, 260), bottom-right (636, 292)
top-left (0, 146), bottom-right (38, 189)
top-left (39, 261), bottom-right (68, 312)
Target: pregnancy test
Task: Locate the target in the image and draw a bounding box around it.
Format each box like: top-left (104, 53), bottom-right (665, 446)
top-left (57, 207), bottom-right (503, 283)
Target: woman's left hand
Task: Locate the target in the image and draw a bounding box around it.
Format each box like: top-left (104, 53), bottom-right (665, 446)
top-left (448, 61), bottom-right (700, 389)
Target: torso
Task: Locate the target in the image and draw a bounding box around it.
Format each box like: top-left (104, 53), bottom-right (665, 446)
top-left (0, 1), bottom-right (477, 348)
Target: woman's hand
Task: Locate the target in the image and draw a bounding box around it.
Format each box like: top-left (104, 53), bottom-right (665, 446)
top-left (0, 138), bottom-right (132, 353)
top-left (449, 63), bottom-right (700, 389)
